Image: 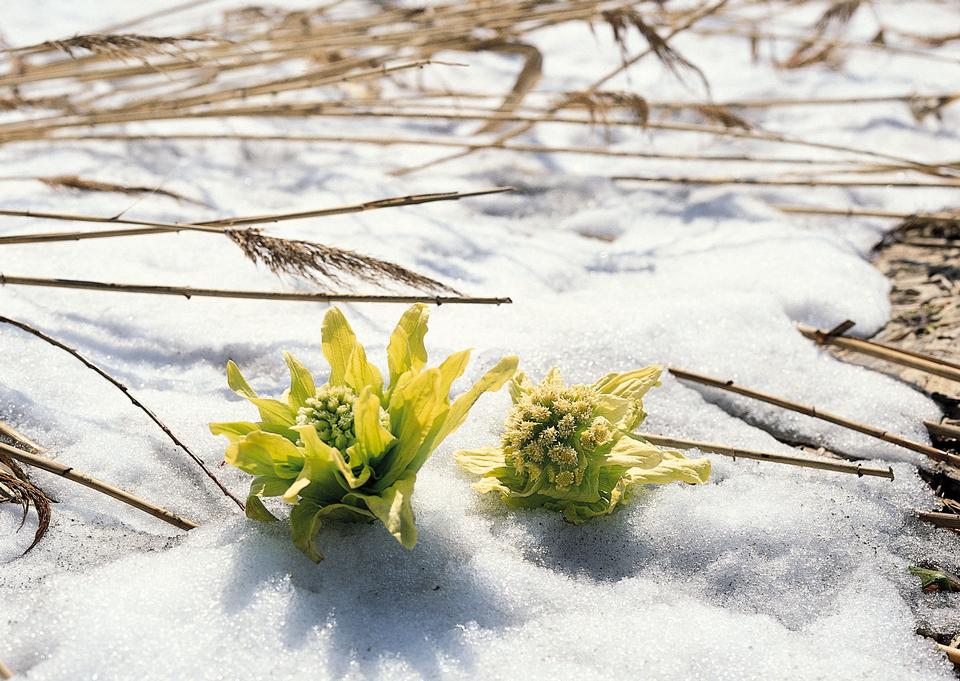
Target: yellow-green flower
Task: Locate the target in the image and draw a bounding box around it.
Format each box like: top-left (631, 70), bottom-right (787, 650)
top-left (455, 366), bottom-right (710, 523)
top-left (210, 304), bottom-right (518, 561)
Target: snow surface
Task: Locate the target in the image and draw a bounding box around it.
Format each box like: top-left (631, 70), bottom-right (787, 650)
top-left (2, 1), bottom-right (960, 679)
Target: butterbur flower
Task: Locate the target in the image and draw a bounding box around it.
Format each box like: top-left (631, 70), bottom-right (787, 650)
top-left (210, 304), bottom-right (518, 561)
top-left (455, 366), bottom-right (710, 523)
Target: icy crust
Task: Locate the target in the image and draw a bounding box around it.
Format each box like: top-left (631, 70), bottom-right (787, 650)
top-left (1, 0), bottom-right (960, 679)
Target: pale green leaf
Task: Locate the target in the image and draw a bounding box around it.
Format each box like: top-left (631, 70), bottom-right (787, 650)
top-left (386, 303), bottom-right (429, 390)
top-left (344, 343), bottom-right (384, 397)
top-left (321, 307), bottom-right (360, 386)
top-left (347, 473), bottom-right (418, 548)
top-left (283, 351), bottom-right (316, 410)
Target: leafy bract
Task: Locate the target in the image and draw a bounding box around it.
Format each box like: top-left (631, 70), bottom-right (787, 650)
top-left (456, 366), bottom-right (710, 523)
top-left (211, 303), bottom-right (517, 562)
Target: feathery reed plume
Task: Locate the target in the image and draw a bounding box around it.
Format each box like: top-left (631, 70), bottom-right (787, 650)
top-left (22, 33), bottom-right (215, 60)
top-left (225, 229), bottom-right (455, 293)
top-left (0, 468), bottom-right (50, 553)
top-left (0, 441), bottom-right (197, 531)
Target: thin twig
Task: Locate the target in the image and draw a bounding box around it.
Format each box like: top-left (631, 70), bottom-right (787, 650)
top-left (0, 314), bottom-right (244, 510)
top-left (638, 432), bottom-right (894, 478)
top-left (0, 442), bottom-right (197, 531)
top-left (669, 367), bottom-right (960, 467)
top-left (0, 274), bottom-right (511, 305)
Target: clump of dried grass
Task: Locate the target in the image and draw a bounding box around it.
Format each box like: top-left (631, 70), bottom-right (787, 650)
top-left (0, 448), bottom-right (50, 553)
top-left (37, 175), bottom-right (205, 205)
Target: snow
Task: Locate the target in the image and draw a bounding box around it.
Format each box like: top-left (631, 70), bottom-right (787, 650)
top-left (2, 1), bottom-right (960, 679)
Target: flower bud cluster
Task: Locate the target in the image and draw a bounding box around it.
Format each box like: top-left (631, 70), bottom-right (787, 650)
top-left (296, 385), bottom-right (358, 450)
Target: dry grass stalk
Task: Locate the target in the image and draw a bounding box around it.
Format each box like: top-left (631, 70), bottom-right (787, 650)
top-left (797, 324), bottom-right (960, 384)
top-left (34, 175), bottom-right (204, 205)
top-left (918, 510), bottom-right (960, 530)
top-left (0, 274), bottom-right (511, 305)
top-left (0, 314), bottom-right (245, 511)
top-left (774, 205), bottom-right (960, 225)
top-left (0, 441), bottom-right (197, 532)
top-left (36, 132), bottom-right (890, 170)
top-left (926, 421), bottom-right (960, 441)
top-left (394, 0), bottom-right (731, 175)
top-left (669, 367), bottom-right (960, 468)
top-left (937, 643), bottom-right (960, 666)
top-left (0, 659), bottom-right (12, 679)
top-left (638, 432), bottom-right (894, 479)
top-left (612, 174), bottom-right (960, 189)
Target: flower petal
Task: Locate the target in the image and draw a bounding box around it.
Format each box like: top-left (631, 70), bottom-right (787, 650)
top-left (226, 360), bottom-right (296, 427)
top-left (593, 365), bottom-right (663, 401)
top-left (347, 472), bottom-right (418, 548)
top-left (344, 343), bottom-right (384, 397)
top-left (283, 351), bottom-right (316, 410)
top-left (454, 447), bottom-right (507, 475)
top-left (603, 436), bottom-right (663, 470)
top-left (321, 307), bottom-right (360, 386)
top-left (353, 386), bottom-right (396, 462)
top-left (433, 355), bottom-right (519, 447)
top-left (386, 303), bottom-right (429, 390)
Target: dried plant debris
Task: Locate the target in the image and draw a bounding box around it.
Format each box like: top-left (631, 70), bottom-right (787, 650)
top-left (693, 104), bottom-right (752, 130)
top-left (37, 175), bottom-right (205, 205)
top-left (226, 229), bottom-right (456, 293)
top-left (568, 91), bottom-right (650, 127)
top-left (0, 463), bottom-right (50, 554)
top-left (27, 33), bottom-right (216, 60)
top-left (909, 566), bottom-right (960, 593)
top-left (815, 0), bottom-right (862, 34)
top-left (601, 8), bottom-right (709, 91)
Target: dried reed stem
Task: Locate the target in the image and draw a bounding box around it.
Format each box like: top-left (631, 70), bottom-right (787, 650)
top-left (926, 421), bottom-right (960, 440)
top-left (0, 659), bottom-right (12, 679)
top-left (0, 420), bottom-right (44, 453)
top-left (38, 132), bottom-right (894, 168)
top-left (0, 274), bottom-right (510, 305)
top-left (0, 314), bottom-right (244, 510)
top-left (638, 433), bottom-right (894, 478)
top-left (612, 174), bottom-right (960, 189)
top-left (774, 204), bottom-right (960, 224)
top-left (0, 442), bottom-right (197, 531)
top-left (0, 187), bottom-right (512, 244)
top-left (936, 643), bottom-right (960, 666)
top-left (395, 0), bottom-right (732, 175)
top-left (797, 324), bottom-right (960, 384)
top-left (669, 367), bottom-right (960, 467)
top-left (918, 510), bottom-right (960, 530)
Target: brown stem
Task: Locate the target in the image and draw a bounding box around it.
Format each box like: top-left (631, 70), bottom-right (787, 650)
top-left (668, 367), bottom-right (959, 467)
top-left (926, 420), bottom-right (960, 440)
top-left (0, 314), bottom-right (245, 510)
top-left (918, 510), bottom-right (960, 530)
top-left (612, 174), bottom-right (960, 189)
top-left (797, 324), bottom-right (960, 384)
top-left (0, 442), bottom-right (197, 531)
top-left (0, 275), bottom-right (511, 305)
top-left (0, 658), bottom-right (12, 679)
top-left (638, 432), bottom-right (894, 478)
